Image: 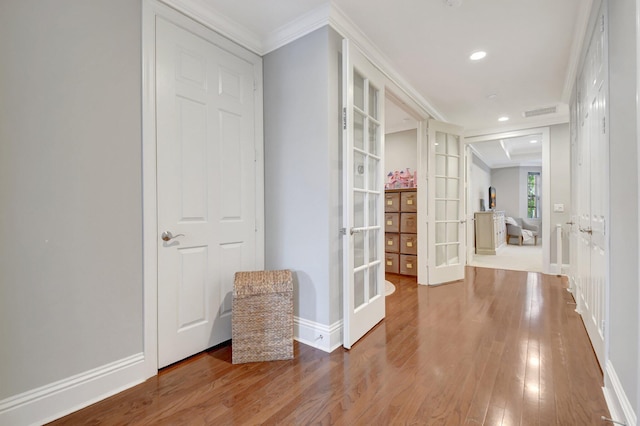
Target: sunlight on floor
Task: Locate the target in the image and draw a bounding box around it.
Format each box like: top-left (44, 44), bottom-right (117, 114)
top-left (468, 243), bottom-right (543, 273)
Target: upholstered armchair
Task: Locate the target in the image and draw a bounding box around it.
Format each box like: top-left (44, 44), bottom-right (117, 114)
top-left (505, 217), bottom-right (539, 245)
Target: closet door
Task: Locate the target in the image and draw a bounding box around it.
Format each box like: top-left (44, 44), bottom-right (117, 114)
top-left (156, 16), bottom-right (261, 368)
top-left (342, 39), bottom-right (385, 349)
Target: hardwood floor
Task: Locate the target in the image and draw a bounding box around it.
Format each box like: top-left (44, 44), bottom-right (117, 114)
top-left (50, 267), bottom-right (609, 425)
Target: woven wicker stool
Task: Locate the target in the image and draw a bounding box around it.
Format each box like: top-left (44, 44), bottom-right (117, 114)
top-left (232, 269), bottom-right (293, 364)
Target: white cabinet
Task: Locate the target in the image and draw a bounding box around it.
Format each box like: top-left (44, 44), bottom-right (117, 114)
top-left (474, 211), bottom-right (506, 255)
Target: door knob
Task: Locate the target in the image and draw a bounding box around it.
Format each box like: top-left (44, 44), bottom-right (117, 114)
top-left (161, 231), bottom-right (185, 242)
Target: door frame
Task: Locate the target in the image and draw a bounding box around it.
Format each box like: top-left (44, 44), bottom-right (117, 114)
top-left (464, 127), bottom-right (551, 274)
top-left (141, 0), bottom-right (264, 376)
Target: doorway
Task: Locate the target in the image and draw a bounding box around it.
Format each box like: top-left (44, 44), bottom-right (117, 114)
top-left (465, 128), bottom-right (551, 274)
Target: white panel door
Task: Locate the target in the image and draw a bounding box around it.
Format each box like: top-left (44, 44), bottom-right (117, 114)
top-left (342, 39), bottom-right (385, 349)
top-left (572, 9), bottom-right (607, 368)
top-left (156, 17), bottom-right (259, 368)
top-left (428, 119), bottom-right (466, 285)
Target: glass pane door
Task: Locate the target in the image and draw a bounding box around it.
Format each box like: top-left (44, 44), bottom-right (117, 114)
top-left (342, 39), bottom-right (385, 349)
top-left (428, 119), bottom-right (465, 284)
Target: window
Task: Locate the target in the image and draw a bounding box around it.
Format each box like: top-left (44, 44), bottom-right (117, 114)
top-left (527, 172), bottom-right (540, 218)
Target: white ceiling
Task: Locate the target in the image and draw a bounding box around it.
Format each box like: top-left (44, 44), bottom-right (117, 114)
top-left (170, 0), bottom-right (590, 162)
top-left (469, 134), bottom-right (543, 169)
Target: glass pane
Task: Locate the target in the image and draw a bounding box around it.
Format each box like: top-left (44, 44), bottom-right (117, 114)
top-left (354, 191), bottom-right (366, 228)
top-left (436, 200), bottom-right (446, 221)
top-left (446, 201), bottom-right (459, 220)
top-left (436, 223), bottom-right (446, 244)
top-left (354, 151), bottom-right (365, 189)
top-left (369, 194), bottom-right (378, 226)
top-left (369, 121), bottom-right (379, 155)
top-left (436, 155), bottom-right (446, 176)
top-left (354, 269), bottom-right (365, 308)
top-left (447, 134), bottom-right (459, 155)
top-left (436, 245), bottom-right (446, 267)
top-left (447, 222), bottom-right (459, 243)
top-left (354, 71), bottom-right (365, 111)
top-left (354, 111), bottom-right (365, 150)
top-left (447, 244), bottom-right (459, 264)
top-left (435, 131), bottom-right (446, 154)
top-left (436, 177), bottom-right (446, 198)
top-left (354, 230), bottom-right (365, 268)
top-left (369, 264), bottom-right (379, 300)
top-left (447, 156), bottom-right (459, 178)
top-left (369, 229), bottom-right (378, 263)
top-left (446, 178), bottom-right (459, 199)
top-left (369, 84), bottom-right (378, 119)
top-left (368, 157), bottom-right (378, 190)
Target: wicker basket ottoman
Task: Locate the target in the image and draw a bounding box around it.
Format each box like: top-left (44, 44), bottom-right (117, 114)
top-left (232, 269), bottom-right (293, 364)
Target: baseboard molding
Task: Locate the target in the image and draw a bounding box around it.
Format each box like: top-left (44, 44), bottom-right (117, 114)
top-left (549, 262), bottom-right (571, 276)
top-left (604, 360), bottom-right (638, 426)
top-left (0, 353), bottom-right (150, 426)
top-left (294, 316), bottom-right (342, 353)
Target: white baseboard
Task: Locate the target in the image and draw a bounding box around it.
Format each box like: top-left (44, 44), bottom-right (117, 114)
top-left (0, 353), bottom-right (151, 426)
top-left (604, 360), bottom-right (637, 426)
top-left (294, 316), bottom-right (342, 353)
top-left (549, 263), bottom-right (571, 275)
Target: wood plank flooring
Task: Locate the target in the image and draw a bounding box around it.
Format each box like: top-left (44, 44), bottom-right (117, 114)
top-left (50, 267), bottom-right (610, 425)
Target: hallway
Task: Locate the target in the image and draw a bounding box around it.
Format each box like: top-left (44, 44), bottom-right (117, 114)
top-left (51, 268), bottom-right (608, 425)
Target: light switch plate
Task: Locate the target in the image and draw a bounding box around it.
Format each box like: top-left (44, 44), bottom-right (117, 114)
top-left (554, 203), bottom-right (564, 212)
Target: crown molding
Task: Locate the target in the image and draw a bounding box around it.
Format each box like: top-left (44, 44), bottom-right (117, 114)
top-left (159, 0), bottom-right (263, 55)
top-left (161, 0), bottom-right (447, 123)
top-left (465, 113), bottom-right (570, 138)
top-left (561, 0), bottom-right (595, 102)
top-left (327, 1), bottom-right (447, 123)
top-left (262, 3), bottom-right (332, 54)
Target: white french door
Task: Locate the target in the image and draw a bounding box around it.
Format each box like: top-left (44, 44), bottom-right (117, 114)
top-left (155, 16), bottom-right (261, 368)
top-left (342, 39), bottom-right (385, 349)
top-left (427, 119), bottom-right (466, 285)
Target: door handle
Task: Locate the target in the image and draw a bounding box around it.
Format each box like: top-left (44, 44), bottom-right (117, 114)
top-left (161, 231), bottom-right (185, 242)
top-left (566, 221), bottom-right (575, 225)
top-left (350, 227), bottom-right (364, 235)
top-left (459, 219), bottom-right (467, 224)
top-left (579, 227), bottom-right (592, 235)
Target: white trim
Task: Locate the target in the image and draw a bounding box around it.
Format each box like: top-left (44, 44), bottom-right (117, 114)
top-left (549, 263), bottom-right (571, 276)
top-left (0, 354), bottom-right (146, 426)
top-left (561, 0), bottom-right (595, 102)
top-left (294, 317), bottom-right (343, 353)
top-left (604, 360), bottom-right (638, 426)
top-left (159, 0), bottom-right (263, 55)
top-left (263, 3), bottom-right (331, 54)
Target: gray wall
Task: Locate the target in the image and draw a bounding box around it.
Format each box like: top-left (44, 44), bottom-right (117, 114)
top-left (264, 26), bottom-right (342, 326)
top-left (607, 0), bottom-right (639, 410)
top-left (470, 153), bottom-right (491, 213)
top-left (549, 123), bottom-right (571, 264)
top-left (0, 0), bottom-right (143, 399)
top-left (385, 129), bottom-right (418, 180)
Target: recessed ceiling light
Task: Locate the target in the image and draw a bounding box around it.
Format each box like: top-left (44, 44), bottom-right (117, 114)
top-left (530, 139), bottom-right (539, 144)
top-left (487, 93), bottom-right (498, 100)
top-left (498, 116), bottom-right (509, 122)
top-left (470, 51), bottom-right (487, 61)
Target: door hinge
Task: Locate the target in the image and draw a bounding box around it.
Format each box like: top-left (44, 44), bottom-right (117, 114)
top-left (342, 107), bottom-right (347, 130)
top-left (602, 117), bottom-right (606, 134)
top-left (339, 227), bottom-right (347, 236)
top-left (601, 14), bottom-right (605, 33)
top-left (253, 80), bottom-right (257, 92)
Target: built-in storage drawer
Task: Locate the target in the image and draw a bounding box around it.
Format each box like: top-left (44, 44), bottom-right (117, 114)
top-left (400, 213), bottom-right (417, 233)
top-left (385, 213), bottom-right (399, 233)
top-left (385, 253), bottom-right (399, 274)
top-left (400, 254), bottom-right (418, 276)
top-left (385, 233), bottom-right (399, 253)
top-left (384, 192), bottom-right (400, 212)
top-left (400, 191), bottom-right (417, 212)
top-left (400, 234), bottom-right (417, 255)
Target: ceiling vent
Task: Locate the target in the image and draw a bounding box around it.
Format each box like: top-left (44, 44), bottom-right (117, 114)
top-left (523, 106), bottom-right (557, 118)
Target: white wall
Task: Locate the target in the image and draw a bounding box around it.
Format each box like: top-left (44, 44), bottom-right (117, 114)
top-left (607, 0), bottom-right (639, 416)
top-left (385, 129), bottom-right (417, 180)
top-left (0, 0), bottom-right (143, 409)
